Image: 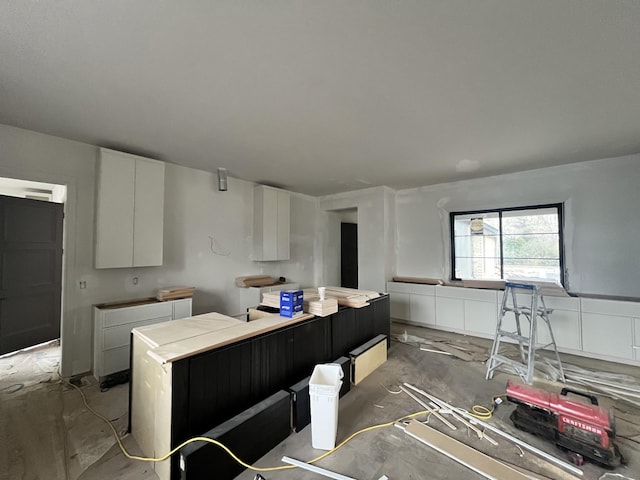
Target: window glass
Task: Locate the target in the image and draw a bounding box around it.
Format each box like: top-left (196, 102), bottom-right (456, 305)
top-left (451, 205), bottom-right (563, 284)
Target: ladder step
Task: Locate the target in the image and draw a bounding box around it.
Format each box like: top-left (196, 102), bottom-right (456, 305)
top-left (496, 331), bottom-right (531, 344)
top-left (502, 306), bottom-right (552, 315)
top-left (488, 355), bottom-right (529, 373)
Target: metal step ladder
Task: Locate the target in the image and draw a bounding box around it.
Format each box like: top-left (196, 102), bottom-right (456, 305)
top-left (485, 281), bottom-right (565, 385)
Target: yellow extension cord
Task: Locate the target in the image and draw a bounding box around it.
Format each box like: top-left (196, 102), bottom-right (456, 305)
top-left (63, 375), bottom-right (431, 473)
top-left (468, 395), bottom-right (507, 421)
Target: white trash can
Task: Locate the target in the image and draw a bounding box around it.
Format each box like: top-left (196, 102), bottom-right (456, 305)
top-left (309, 363), bottom-right (344, 450)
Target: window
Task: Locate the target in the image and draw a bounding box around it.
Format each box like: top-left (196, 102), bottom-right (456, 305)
top-left (450, 204), bottom-right (564, 284)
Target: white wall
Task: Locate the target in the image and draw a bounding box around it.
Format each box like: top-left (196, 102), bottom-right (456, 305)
top-left (0, 124), bottom-right (319, 376)
top-left (4, 121), bottom-right (638, 375)
top-left (395, 155), bottom-right (640, 298)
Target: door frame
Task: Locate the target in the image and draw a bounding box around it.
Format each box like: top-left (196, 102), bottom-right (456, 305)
top-left (0, 169), bottom-right (76, 377)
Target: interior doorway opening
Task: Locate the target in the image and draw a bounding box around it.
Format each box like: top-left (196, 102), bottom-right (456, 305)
top-left (325, 207), bottom-right (359, 288)
top-left (0, 177), bottom-right (66, 359)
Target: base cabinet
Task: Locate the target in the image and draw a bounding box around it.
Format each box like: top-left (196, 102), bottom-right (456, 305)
top-left (130, 295), bottom-right (389, 480)
top-left (388, 281), bottom-right (640, 366)
top-left (386, 282), bottom-right (435, 327)
top-left (93, 297), bottom-right (192, 380)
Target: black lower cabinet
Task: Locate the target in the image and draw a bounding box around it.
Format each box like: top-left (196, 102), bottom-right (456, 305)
top-left (188, 340), bottom-right (253, 434)
top-left (331, 294), bottom-right (390, 358)
top-left (179, 390), bottom-right (291, 480)
top-left (291, 316), bottom-right (332, 381)
top-left (163, 295), bottom-right (389, 480)
top-left (251, 328), bottom-right (294, 400)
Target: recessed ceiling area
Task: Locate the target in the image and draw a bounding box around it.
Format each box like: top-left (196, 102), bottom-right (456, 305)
top-left (1, 1), bottom-right (639, 196)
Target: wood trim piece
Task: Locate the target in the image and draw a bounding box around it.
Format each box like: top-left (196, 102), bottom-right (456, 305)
top-left (404, 420), bottom-right (532, 480)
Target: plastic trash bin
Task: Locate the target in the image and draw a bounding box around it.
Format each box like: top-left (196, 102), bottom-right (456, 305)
top-left (309, 363), bottom-right (344, 450)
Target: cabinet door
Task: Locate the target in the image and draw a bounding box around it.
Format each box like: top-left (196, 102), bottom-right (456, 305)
top-left (253, 186), bottom-right (290, 261)
top-left (410, 294), bottom-right (436, 326)
top-left (389, 292), bottom-right (410, 320)
top-left (95, 150), bottom-right (135, 268)
top-left (331, 308), bottom-right (357, 357)
top-left (291, 317), bottom-right (331, 381)
top-left (435, 297), bottom-right (464, 330)
top-left (276, 189), bottom-right (290, 260)
top-left (188, 341), bottom-right (253, 435)
top-left (133, 158), bottom-right (165, 267)
top-left (259, 187), bottom-right (278, 260)
top-left (464, 300), bottom-right (497, 336)
top-left (582, 313), bottom-right (633, 360)
top-left (251, 329), bottom-right (294, 399)
top-left (537, 309), bottom-right (581, 351)
top-left (172, 298), bottom-right (192, 320)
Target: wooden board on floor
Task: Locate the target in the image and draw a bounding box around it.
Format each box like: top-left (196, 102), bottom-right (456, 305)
top-left (350, 334), bottom-right (387, 385)
top-left (404, 420), bottom-right (532, 480)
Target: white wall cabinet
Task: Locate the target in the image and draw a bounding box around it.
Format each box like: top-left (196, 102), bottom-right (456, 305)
top-left (93, 297), bottom-right (192, 380)
top-left (95, 148), bottom-right (165, 268)
top-left (252, 185), bottom-right (290, 261)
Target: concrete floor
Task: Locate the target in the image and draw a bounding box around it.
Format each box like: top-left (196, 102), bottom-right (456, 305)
top-left (1, 324), bottom-right (639, 480)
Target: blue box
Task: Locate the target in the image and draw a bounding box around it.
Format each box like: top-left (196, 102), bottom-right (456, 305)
top-left (280, 290), bottom-right (303, 318)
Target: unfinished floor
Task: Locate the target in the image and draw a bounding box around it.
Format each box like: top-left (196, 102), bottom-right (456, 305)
top-left (1, 323), bottom-right (639, 480)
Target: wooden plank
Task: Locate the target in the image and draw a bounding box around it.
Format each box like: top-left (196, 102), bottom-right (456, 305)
top-left (132, 313), bottom-right (240, 349)
top-left (462, 279), bottom-right (506, 290)
top-left (234, 275), bottom-right (276, 287)
top-left (144, 313), bottom-right (315, 364)
top-left (350, 335), bottom-right (387, 385)
top-left (404, 420), bottom-right (532, 480)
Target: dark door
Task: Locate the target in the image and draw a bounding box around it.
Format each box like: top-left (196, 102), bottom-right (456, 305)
top-left (0, 195), bottom-right (63, 355)
top-left (341, 222), bottom-right (358, 288)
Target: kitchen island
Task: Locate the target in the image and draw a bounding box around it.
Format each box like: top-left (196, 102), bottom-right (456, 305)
top-left (129, 294), bottom-right (389, 480)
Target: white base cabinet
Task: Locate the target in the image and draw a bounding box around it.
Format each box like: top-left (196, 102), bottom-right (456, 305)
top-left (581, 298), bottom-right (640, 362)
top-left (386, 282), bottom-right (435, 327)
top-left (387, 281), bottom-right (640, 366)
top-left (93, 297), bottom-right (192, 380)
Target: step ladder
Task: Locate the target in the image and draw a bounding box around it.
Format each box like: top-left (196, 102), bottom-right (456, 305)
top-left (485, 281), bottom-right (565, 385)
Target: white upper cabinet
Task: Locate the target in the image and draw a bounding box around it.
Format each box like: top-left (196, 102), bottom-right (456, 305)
top-left (252, 185), bottom-right (290, 261)
top-left (95, 148), bottom-right (165, 268)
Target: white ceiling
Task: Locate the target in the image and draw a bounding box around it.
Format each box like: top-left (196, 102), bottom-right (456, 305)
top-left (1, 1), bottom-right (639, 196)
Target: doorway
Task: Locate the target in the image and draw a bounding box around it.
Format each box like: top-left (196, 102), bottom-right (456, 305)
top-left (0, 179), bottom-right (66, 357)
top-left (341, 222), bottom-right (358, 288)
